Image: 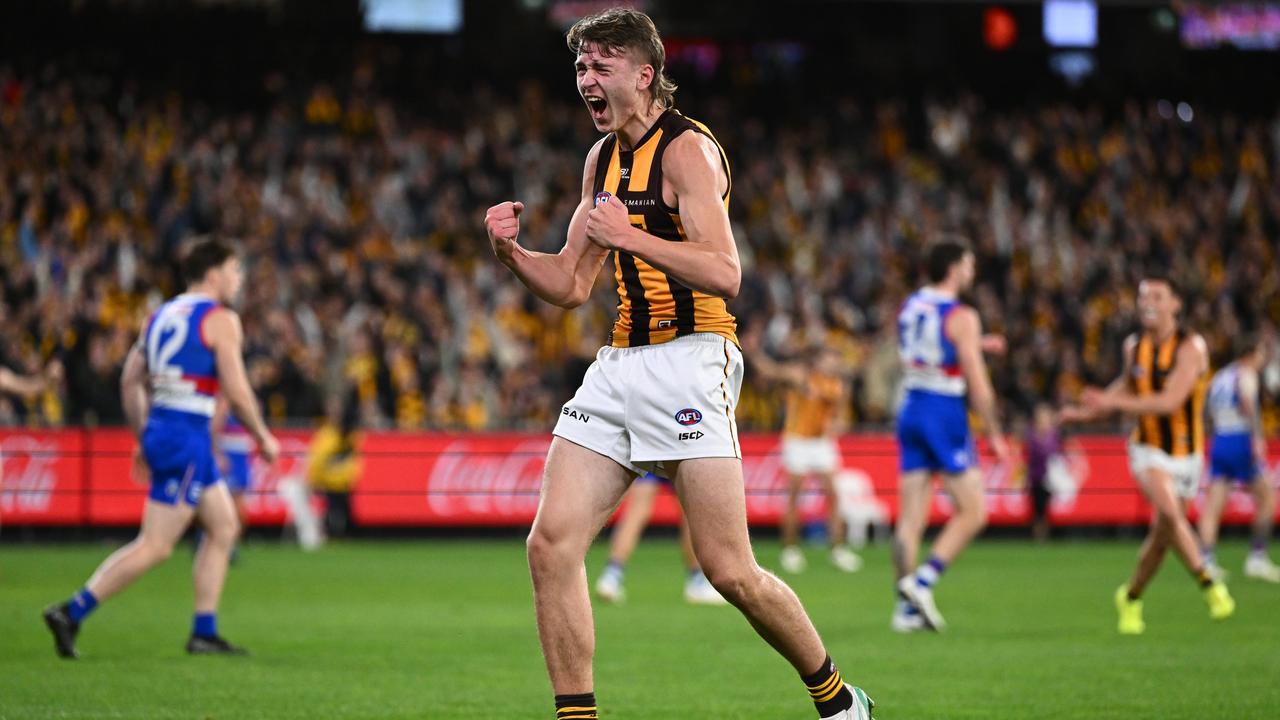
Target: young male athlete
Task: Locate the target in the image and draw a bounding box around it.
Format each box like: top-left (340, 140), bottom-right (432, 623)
top-left (483, 9), bottom-right (873, 719)
top-left (892, 240), bottom-right (1009, 633)
top-left (43, 238), bottom-right (279, 658)
top-left (1064, 276), bottom-right (1235, 633)
top-left (752, 343), bottom-right (861, 575)
top-left (1199, 334), bottom-right (1279, 582)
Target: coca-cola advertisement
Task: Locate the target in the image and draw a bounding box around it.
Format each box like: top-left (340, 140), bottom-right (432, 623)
top-left (0, 428), bottom-right (1276, 529)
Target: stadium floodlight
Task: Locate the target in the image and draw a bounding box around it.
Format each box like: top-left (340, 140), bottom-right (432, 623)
top-left (362, 0), bottom-right (462, 34)
top-left (1044, 0), bottom-right (1098, 48)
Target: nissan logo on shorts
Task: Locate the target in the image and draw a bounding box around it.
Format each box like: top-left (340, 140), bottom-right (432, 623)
top-left (674, 408), bottom-right (703, 426)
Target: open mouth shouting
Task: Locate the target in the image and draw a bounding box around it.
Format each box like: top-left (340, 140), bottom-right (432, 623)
top-left (584, 94), bottom-right (608, 122)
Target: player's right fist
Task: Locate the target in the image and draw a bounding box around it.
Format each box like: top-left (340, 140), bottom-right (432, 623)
top-left (258, 433), bottom-right (281, 464)
top-left (484, 201), bottom-right (525, 261)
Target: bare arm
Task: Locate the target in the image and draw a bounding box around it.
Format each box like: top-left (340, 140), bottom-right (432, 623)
top-left (121, 343), bottom-right (150, 437)
top-left (1102, 337), bottom-right (1207, 416)
top-left (1061, 335), bottom-right (1134, 424)
top-left (587, 132), bottom-right (741, 299)
top-left (950, 306), bottom-right (1002, 439)
top-left (484, 139), bottom-right (611, 309)
top-left (1236, 366), bottom-right (1267, 458)
top-left (205, 309), bottom-right (278, 461)
top-left (0, 365), bottom-right (52, 396)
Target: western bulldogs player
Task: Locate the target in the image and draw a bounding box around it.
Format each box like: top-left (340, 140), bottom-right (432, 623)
top-left (1200, 334), bottom-right (1279, 582)
top-left (43, 238), bottom-right (279, 658)
top-left (892, 240), bottom-right (1009, 632)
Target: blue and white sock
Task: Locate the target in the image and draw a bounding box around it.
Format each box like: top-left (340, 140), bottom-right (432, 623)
top-left (915, 555), bottom-right (947, 589)
top-left (1201, 545), bottom-right (1217, 567)
top-left (193, 613), bottom-right (218, 639)
top-left (66, 588), bottom-right (99, 624)
top-left (604, 559), bottom-right (625, 580)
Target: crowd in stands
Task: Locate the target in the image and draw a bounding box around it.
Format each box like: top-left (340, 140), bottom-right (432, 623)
top-left (3, 59), bottom-right (1278, 432)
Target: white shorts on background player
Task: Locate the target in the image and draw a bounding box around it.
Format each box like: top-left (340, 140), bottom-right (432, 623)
top-left (1127, 441), bottom-right (1203, 500)
top-left (552, 332), bottom-right (743, 476)
top-left (781, 436), bottom-right (839, 476)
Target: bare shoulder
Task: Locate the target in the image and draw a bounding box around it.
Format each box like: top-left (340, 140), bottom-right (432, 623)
top-left (1181, 332), bottom-right (1209, 369)
top-left (664, 131), bottom-right (722, 175)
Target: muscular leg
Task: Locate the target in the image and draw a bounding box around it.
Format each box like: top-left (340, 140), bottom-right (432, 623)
top-left (819, 470), bottom-right (846, 548)
top-left (892, 471), bottom-right (932, 581)
top-left (1129, 469), bottom-right (1205, 597)
top-left (678, 516), bottom-right (699, 571)
top-left (1197, 480), bottom-right (1228, 554)
top-left (1126, 510), bottom-right (1174, 598)
top-left (85, 500), bottom-right (196, 602)
top-left (930, 469), bottom-right (988, 565)
top-left (1250, 477), bottom-right (1276, 554)
top-left (606, 480), bottom-right (659, 566)
top-left (673, 457), bottom-right (826, 673)
top-left (193, 483), bottom-right (240, 615)
top-left (527, 438), bottom-right (632, 695)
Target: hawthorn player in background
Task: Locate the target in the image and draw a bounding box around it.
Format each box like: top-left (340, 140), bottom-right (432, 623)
top-left (483, 8), bottom-right (873, 720)
top-left (1063, 275), bottom-right (1235, 634)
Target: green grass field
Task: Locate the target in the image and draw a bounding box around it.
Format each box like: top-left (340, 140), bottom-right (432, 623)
top-left (2, 537), bottom-right (1278, 719)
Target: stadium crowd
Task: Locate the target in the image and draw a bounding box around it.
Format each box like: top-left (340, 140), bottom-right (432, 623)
top-left (2, 61), bottom-right (1278, 431)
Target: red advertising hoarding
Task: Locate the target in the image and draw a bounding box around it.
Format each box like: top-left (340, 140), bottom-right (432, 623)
top-left (1, 428), bottom-right (1277, 529)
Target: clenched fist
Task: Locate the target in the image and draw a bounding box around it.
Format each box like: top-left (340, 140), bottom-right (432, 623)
top-left (585, 194), bottom-right (633, 250)
top-left (484, 201), bottom-right (525, 262)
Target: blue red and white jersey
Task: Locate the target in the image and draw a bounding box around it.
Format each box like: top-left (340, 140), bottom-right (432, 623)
top-left (143, 293), bottom-right (222, 420)
top-left (897, 288), bottom-right (966, 398)
top-left (1208, 362), bottom-right (1255, 438)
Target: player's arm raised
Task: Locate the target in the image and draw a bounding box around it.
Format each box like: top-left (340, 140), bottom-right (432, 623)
top-left (586, 132), bottom-right (740, 299)
top-left (484, 139), bottom-right (611, 309)
top-left (1090, 336), bottom-right (1207, 416)
top-left (205, 309), bottom-right (279, 462)
top-left (950, 306), bottom-right (1009, 463)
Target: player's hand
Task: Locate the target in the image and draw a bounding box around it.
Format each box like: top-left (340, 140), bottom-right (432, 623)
top-left (1058, 404), bottom-right (1091, 424)
top-left (44, 359), bottom-right (64, 385)
top-left (1080, 386), bottom-right (1111, 412)
top-left (585, 194), bottom-right (632, 250)
top-left (989, 434), bottom-right (1012, 467)
top-left (215, 450), bottom-right (231, 474)
top-left (484, 201), bottom-right (524, 262)
top-left (258, 433), bottom-right (281, 464)
top-left (980, 334), bottom-right (1007, 356)
top-left (131, 446), bottom-right (150, 485)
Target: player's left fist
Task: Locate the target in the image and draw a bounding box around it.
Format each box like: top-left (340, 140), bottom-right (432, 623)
top-left (585, 194), bottom-right (632, 250)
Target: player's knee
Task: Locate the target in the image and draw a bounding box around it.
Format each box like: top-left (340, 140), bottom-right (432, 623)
top-left (140, 537), bottom-right (175, 564)
top-left (968, 503), bottom-right (989, 531)
top-left (701, 560), bottom-right (759, 606)
top-left (207, 516), bottom-right (240, 546)
top-left (525, 527), bottom-right (577, 574)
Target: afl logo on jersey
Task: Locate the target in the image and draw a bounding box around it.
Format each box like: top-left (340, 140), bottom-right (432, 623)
top-left (595, 191), bottom-right (612, 207)
top-left (675, 408), bottom-right (703, 426)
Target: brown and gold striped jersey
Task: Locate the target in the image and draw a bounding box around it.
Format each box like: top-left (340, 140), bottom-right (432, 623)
top-left (1127, 328), bottom-right (1209, 456)
top-left (783, 373), bottom-right (844, 439)
top-left (592, 109), bottom-right (738, 348)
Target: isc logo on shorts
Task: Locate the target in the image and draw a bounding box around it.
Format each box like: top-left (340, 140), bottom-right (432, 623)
top-left (675, 408), bottom-right (702, 426)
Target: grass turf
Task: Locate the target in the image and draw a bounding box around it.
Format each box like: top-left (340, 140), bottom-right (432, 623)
top-left (2, 537), bottom-right (1278, 719)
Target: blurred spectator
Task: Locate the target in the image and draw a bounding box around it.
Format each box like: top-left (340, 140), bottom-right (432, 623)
top-left (2, 57), bottom-right (1277, 431)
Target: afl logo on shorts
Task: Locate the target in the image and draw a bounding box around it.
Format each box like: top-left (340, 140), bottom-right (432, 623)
top-left (675, 408), bottom-right (703, 426)
top-left (595, 191), bottom-right (612, 207)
